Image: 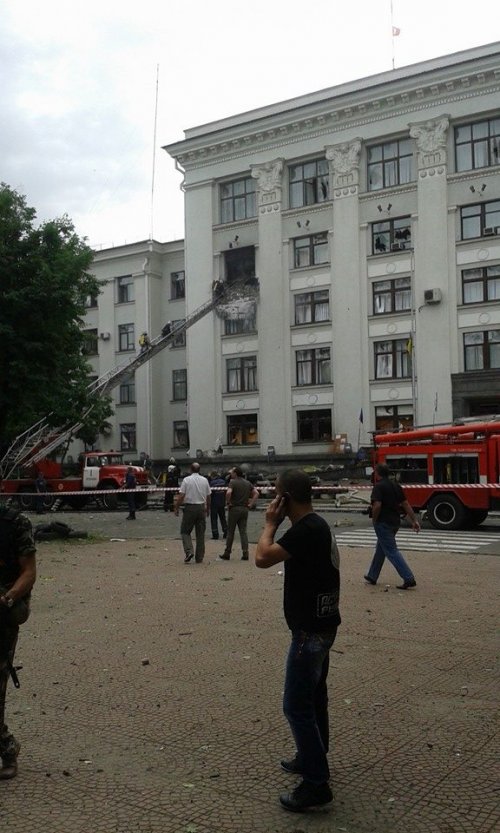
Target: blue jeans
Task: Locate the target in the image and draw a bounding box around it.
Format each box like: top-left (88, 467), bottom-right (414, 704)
top-left (283, 629), bottom-right (337, 785)
top-left (366, 522), bottom-right (415, 583)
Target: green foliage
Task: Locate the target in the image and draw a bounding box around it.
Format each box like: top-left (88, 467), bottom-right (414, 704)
top-left (0, 183), bottom-right (114, 446)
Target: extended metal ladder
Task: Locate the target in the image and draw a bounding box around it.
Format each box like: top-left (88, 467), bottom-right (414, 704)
top-left (0, 279), bottom-right (258, 480)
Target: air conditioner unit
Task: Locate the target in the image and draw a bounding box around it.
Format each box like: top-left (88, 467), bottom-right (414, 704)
top-left (483, 227), bottom-right (496, 236)
top-left (100, 332), bottom-right (111, 340)
top-left (424, 288), bottom-right (442, 305)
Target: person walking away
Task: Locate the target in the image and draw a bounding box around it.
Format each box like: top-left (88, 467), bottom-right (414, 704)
top-left (0, 500), bottom-right (37, 779)
top-left (163, 465), bottom-right (179, 512)
top-left (34, 471), bottom-right (47, 515)
top-left (255, 469), bottom-right (340, 812)
top-left (125, 466), bottom-right (137, 520)
top-left (209, 471), bottom-right (228, 540)
top-left (364, 463), bottom-right (419, 589)
top-left (218, 467), bottom-right (258, 561)
top-left (174, 463), bottom-right (211, 563)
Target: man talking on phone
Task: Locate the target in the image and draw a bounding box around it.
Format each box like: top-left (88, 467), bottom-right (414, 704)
top-left (255, 469), bottom-right (340, 812)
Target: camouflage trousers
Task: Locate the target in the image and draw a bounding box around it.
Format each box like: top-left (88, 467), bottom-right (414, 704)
top-left (0, 625), bottom-right (19, 759)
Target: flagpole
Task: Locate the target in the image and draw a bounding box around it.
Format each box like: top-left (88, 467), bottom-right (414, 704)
top-left (390, 0), bottom-right (395, 69)
top-left (149, 63), bottom-right (159, 242)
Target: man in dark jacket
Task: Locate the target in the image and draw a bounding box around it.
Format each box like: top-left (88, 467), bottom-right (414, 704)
top-left (256, 469), bottom-right (340, 812)
top-left (209, 471), bottom-right (228, 540)
top-left (125, 467), bottom-right (137, 520)
top-left (364, 463), bottom-right (420, 589)
top-left (0, 503), bottom-right (37, 779)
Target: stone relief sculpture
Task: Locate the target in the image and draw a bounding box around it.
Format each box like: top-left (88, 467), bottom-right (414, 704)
top-left (326, 139), bottom-right (362, 175)
top-left (250, 158), bottom-right (284, 192)
top-left (409, 116), bottom-right (449, 153)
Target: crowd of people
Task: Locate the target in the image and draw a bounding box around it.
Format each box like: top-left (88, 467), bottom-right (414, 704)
top-left (1, 461), bottom-right (419, 813)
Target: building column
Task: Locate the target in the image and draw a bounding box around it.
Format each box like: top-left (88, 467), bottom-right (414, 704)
top-left (409, 115), bottom-right (452, 425)
top-left (250, 159), bottom-right (289, 453)
top-left (326, 139), bottom-right (363, 445)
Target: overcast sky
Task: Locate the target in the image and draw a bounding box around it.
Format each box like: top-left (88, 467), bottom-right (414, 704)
top-left (2, 0), bottom-right (499, 249)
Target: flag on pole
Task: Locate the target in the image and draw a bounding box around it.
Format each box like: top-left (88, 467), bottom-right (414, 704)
top-left (392, 26), bottom-right (401, 36)
top-left (406, 336), bottom-right (413, 355)
top-left (359, 408), bottom-right (364, 424)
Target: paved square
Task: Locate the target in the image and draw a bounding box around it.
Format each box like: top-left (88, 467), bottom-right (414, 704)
top-left (2, 534), bottom-right (498, 833)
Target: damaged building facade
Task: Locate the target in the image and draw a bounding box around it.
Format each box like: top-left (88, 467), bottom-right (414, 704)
top-left (87, 43), bottom-right (500, 461)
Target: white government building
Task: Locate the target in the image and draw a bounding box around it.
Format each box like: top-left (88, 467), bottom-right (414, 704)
top-left (86, 42), bottom-right (500, 463)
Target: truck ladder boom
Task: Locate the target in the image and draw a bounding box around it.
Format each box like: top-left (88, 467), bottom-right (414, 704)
top-left (0, 279), bottom-right (258, 480)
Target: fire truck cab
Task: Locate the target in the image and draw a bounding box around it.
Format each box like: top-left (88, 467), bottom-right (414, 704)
top-left (373, 419), bottom-right (500, 530)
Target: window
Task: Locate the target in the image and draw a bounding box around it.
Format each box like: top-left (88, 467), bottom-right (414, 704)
top-left (220, 177), bottom-right (256, 224)
top-left (289, 158), bottom-right (329, 208)
top-left (462, 265), bottom-right (500, 303)
top-left (171, 320), bottom-right (186, 347)
top-left (224, 311), bottom-right (256, 334)
top-left (297, 410), bottom-right (332, 442)
top-left (85, 293), bottom-right (98, 308)
top-left (374, 339), bottom-right (411, 379)
top-left (226, 356), bottom-right (257, 392)
top-left (367, 139), bottom-right (413, 191)
top-left (171, 271), bottom-right (185, 299)
top-left (82, 328), bottom-right (98, 356)
top-left (224, 246), bottom-right (256, 283)
top-left (172, 369), bottom-right (187, 401)
top-left (293, 233), bottom-right (329, 268)
top-left (455, 118), bottom-right (500, 172)
top-left (227, 414), bottom-right (258, 445)
top-left (385, 455), bottom-right (427, 483)
top-left (375, 405), bottom-right (413, 432)
top-left (117, 275), bottom-right (134, 304)
top-left (296, 348), bottom-right (331, 385)
top-left (294, 291), bottom-right (330, 324)
top-left (173, 420), bottom-right (189, 448)
top-left (373, 277), bottom-right (411, 314)
top-left (120, 423), bottom-right (136, 451)
top-left (464, 330), bottom-right (500, 370)
top-left (372, 216), bottom-right (412, 253)
top-left (119, 375), bottom-right (135, 404)
top-left (461, 201), bottom-right (500, 239)
top-left (118, 323), bottom-right (135, 352)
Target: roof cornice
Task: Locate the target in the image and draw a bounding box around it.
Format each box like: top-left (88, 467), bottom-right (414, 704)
top-left (165, 42), bottom-right (500, 171)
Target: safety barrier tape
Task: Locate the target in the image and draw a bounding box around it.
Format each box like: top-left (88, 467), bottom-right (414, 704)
top-left (3, 482), bottom-right (500, 498)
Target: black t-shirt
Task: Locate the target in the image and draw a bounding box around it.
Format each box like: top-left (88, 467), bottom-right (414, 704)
top-left (278, 513), bottom-right (341, 633)
top-left (371, 477), bottom-right (406, 527)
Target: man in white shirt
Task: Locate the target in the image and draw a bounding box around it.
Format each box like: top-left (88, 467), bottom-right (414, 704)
top-left (174, 462), bottom-right (211, 563)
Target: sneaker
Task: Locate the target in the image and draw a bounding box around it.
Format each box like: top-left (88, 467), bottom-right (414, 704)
top-left (184, 553), bottom-right (194, 564)
top-left (364, 575), bottom-right (377, 585)
top-left (217, 554), bottom-right (230, 561)
top-left (280, 754), bottom-right (303, 775)
top-left (279, 780), bottom-right (333, 812)
top-left (241, 554), bottom-right (249, 561)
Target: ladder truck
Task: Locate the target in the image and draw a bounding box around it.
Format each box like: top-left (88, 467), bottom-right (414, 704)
top-left (0, 279), bottom-right (258, 510)
top-left (373, 418), bottom-right (500, 529)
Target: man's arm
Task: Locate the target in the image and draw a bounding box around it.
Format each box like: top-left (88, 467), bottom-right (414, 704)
top-left (401, 499), bottom-right (420, 532)
top-left (371, 499), bottom-right (382, 524)
top-left (205, 490), bottom-right (211, 517)
top-left (255, 497), bottom-right (290, 569)
top-left (0, 552), bottom-right (36, 605)
top-left (248, 486), bottom-right (259, 509)
top-left (225, 486), bottom-right (233, 507)
top-left (174, 491), bottom-right (185, 516)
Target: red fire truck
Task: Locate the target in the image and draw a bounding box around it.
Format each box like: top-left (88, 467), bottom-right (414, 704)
top-left (0, 451), bottom-right (149, 511)
top-left (373, 419), bottom-right (500, 530)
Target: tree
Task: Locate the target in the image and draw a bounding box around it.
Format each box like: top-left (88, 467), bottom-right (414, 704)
top-left (0, 184), bottom-right (113, 450)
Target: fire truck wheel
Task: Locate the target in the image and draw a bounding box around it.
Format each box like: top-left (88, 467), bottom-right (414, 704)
top-left (464, 508), bottom-right (488, 528)
top-left (427, 495), bottom-right (466, 530)
top-left (99, 485), bottom-right (118, 510)
top-left (17, 488), bottom-right (35, 510)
